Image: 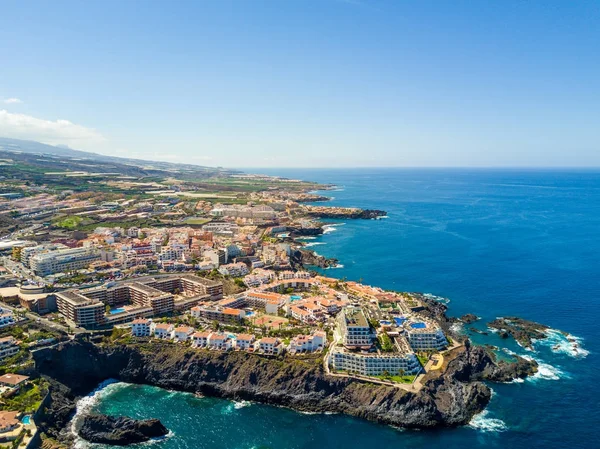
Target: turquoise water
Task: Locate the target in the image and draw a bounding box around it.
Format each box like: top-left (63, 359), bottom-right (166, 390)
top-left (109, 308), bottom-right (125, 315)
top-left (89, 169), bottom-right (598, 448)
top-left (21, 415), bottom-right (30, 425)
top-left (410, 322), bottom-right (427, 329)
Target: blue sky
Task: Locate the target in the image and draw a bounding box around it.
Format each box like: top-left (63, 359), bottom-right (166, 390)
top-left (0, 0), bottom-right (599, 168)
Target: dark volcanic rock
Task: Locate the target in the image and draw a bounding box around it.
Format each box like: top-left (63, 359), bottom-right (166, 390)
top-left (461, 314), bottom-right (479, 324)
top-left (487, 317), bottom-right (550, 349)
top-left (33, 340), bottom-right (505, 439)
top-left (78, 414), bottom-right (168, 446)
top-left (297, 249), bottom-right (339, 268)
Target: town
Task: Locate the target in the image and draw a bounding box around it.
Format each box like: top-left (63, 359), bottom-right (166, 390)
top-left (0, 150), bottom-right (451, 447)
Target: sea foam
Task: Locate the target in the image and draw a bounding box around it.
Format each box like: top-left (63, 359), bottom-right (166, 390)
top-left (468, 410), bottom-right (507, 432)
top-left (535, 329), bottom-right (590, 359)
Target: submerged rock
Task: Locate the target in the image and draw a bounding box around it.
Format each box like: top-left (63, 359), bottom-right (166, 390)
top-left (78, 414), bottom-right (168, 446)
top-left (461, 314), bottom-right (479, 324)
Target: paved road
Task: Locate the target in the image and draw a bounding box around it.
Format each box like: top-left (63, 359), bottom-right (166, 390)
top-left (0, 301), bottom-right (71, 334)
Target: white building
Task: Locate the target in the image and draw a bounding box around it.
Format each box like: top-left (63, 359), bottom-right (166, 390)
top-left (191, 331), bottom-right (211, 347)
top-left (30, 247), bottom-right (101, 276)
top-left (233, 334), bottom-right (255, 350)
top-left (288, 331), bottom-right (326, 353)
top-left (405, 322), bottom-right (447, 351)
top-left (0, 337), bottom-right (19, 360)
top-left (255, 337), bottom-right (282, 354)
top-left (172, 326), bottom-right (195, 342)
top-left (152, 323), bottom-right (174, 339)
top-left (131, 318), bottom-right (152, 337)
top-left (0, 313), bottom-right (15, 329)
top-left (218, 262), bottom-right (249, 277)
top-left (207, 333), bottom-right (232, 350)
top-left (331, 348), bottom-right (421, 376)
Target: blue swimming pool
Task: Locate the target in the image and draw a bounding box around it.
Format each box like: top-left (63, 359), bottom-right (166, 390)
top-left (109, 308), bottom-right (125, 315)
top-left (379, 320), bottom-right (391, 326)
top-left (245, 311), bottom-right (255, 317)
top-left (393, 317), bottom-right (406, 326)
top-left (410, 322), bottom-right (427, 329)
top-left (21, 415), bottom-right (31, 425)
top-left (290, 295), bottom-right (302, 301)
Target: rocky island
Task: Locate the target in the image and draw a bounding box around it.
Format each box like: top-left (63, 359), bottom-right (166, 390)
top-left (77, 414), bottom-right (168, 446)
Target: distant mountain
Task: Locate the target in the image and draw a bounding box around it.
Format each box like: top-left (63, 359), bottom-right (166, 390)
top-left (0, 137), bottom-right (231, 174)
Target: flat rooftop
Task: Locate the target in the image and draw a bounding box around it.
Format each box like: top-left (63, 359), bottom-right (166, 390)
top-left (344, 307), bottom-right (369, 327)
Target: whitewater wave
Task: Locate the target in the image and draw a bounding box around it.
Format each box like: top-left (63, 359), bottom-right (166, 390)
top-left (304, 242), bottom-right (326, 247)
top-left (535, 329), bottom-right (589, 359)
top-left (234, 400), bottom-right (251, 409)
top-left (295, 236), bottom-right (317, 240)
top-left (423, 293), bottom-right (450, 304)
top-left (528, 361), bottom-right (569, 382)
top-left (322, 223), bottom-right (346, 234)
top-left (450, 322), bottom-right (464, 335)
top-left (501, 349), bottom-right (570, 383)
top-left (71, 380), bottom-right (124, 448)
top-left (325, 264), bottom-right (344, 269)
top-left (468, 410), bottom-right (507, 432)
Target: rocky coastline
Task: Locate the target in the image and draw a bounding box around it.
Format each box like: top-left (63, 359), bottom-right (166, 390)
top-left (32, 332), bottom-right (537, 446)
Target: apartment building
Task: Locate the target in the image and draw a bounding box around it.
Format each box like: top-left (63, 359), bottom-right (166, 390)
top-left (30, 247), bottom-right (101, 276)
top-left (190, 305), bottom-right (245, 324)
top-left (331, 348), bottom-right (421, 376)
top-left (336, 307), bottom-right (374, 349)
top-left (0, 337), bottom-right (19, 360)
top-left (55, 290), bottom-right (105, 328)
top-left (405, 322), bottom-right (448, 352)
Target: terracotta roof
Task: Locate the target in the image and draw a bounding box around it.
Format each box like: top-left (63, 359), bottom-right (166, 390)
top-left (0, 374), bottom-right (29, 386)
top-left (0, 411), bottom-right (19, 430)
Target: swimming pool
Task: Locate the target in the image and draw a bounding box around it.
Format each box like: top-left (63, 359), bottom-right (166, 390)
top-left (245, 311), bottom-right (255, 317)
top-left (393, 317), bottom-right (406, 326)
top-left (410, 322), bottom-right (427, 329)
top-left (379, 320), bottom-right (392, 326)
top-left (109, 308), bottom-right (126, 315)
top-left (21, 415), bottom-right (31, 425)
top-left (290, 295), bottom-right (302, 301)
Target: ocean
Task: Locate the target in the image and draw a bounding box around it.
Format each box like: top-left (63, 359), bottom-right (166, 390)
top-left (80, 169), bottom-right (598, 449)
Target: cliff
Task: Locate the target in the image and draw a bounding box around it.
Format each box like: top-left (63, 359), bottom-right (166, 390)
top-left (31, 339), bottom-right (516, 442)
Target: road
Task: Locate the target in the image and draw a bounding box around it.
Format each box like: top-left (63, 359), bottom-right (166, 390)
top-left (0, 301), bottom-right (71, 334)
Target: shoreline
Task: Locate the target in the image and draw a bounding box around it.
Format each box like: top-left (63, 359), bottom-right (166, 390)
top-left (31, 293), bottom-right (540, 445)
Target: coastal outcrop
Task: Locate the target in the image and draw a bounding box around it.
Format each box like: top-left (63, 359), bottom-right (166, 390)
top-left (487, 317), bottom-right (550, 349)
top-left (294, 248), bottom-right (340, 269)
top-left (30, 338), bottom-right (533, 442)
top-left (302, 207), bottom-right (387, 219)
top-left (78, 414), bottom-right (168, 446)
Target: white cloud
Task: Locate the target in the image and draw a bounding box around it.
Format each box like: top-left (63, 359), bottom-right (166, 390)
top-left (0, 109), bottom-right (105, 147)
top-left (3, 98), bottom-right (23, 104)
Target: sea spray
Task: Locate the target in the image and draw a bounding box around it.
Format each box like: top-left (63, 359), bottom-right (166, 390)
top-left (468, 410), bottom-right (507, 433)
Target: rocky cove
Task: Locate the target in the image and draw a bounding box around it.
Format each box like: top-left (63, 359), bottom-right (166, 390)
top-left (31, 330), bottom-right (537, 446)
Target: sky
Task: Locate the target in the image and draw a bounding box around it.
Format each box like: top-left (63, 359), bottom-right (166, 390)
top-left (0, 0), bottom-right (599, 168)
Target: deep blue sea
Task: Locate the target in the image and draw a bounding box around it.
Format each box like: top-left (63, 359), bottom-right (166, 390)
top-left (82, 169), bottom-right (598, 449)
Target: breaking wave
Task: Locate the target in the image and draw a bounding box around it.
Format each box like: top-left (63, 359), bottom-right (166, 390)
top-left (468, 410), bottom-right (507, 432)
top-left (534, 329), bottom-right (589, 359)
top-left (304, 242), bottom-right (326, 247)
